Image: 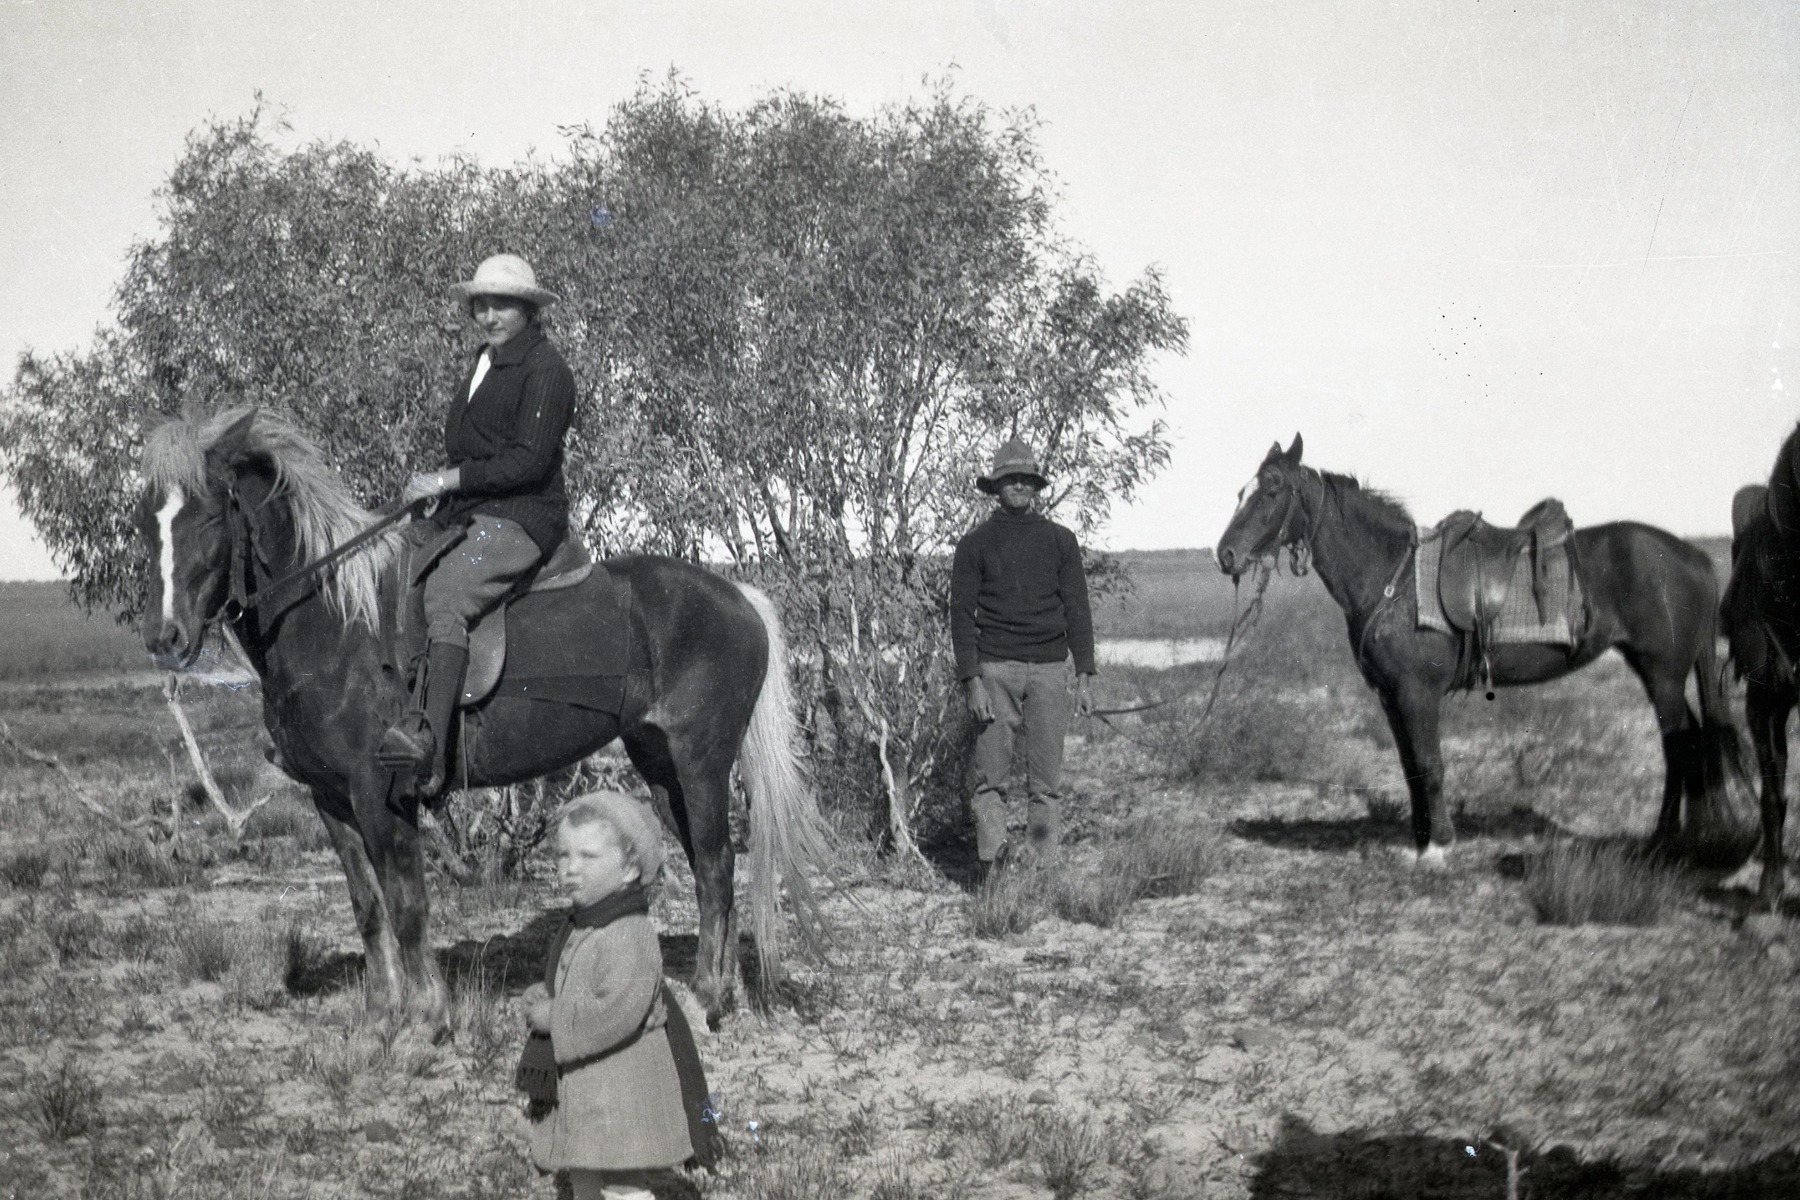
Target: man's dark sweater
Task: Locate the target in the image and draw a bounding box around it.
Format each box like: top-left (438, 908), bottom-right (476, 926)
top-left (950, 508), bottom-right (1096, 681)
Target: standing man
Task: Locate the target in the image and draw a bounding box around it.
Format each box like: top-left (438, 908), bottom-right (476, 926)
top-left (950, 438), bottom-right (1096, 878)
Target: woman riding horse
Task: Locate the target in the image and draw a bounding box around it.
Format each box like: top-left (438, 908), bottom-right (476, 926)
top-left (378, 253), bottom-right (575, 795)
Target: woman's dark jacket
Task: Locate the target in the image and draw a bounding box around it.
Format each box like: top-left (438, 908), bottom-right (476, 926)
top-left (437, 326), bottom-right (575, 556)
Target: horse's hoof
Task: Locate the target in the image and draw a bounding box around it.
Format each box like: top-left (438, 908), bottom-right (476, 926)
top-left (1415, 845), bottom-right (1450, 871)
top-left (1720, 859), bottom-right (1764, 894)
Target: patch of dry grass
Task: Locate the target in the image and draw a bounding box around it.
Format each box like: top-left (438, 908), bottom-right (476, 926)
top-left (25, 1057), bottom-right (105, 1141)
top-left (1525, 840), bottom-right (1682, 926)
top-left (970, 816), bottom-right (1225, 933)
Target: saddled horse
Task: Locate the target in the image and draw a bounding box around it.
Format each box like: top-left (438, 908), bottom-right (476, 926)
top-left (1214, 435), bottom-right (1750, 865)
top-left (1720, 426), bottom-right (1800, 902)
top-left (138, 406), bottom-right (830, 1026)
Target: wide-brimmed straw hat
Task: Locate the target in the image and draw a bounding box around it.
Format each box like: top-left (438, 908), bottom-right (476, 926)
top-left (448, 253), bottom-right (561, 307)
top-left (559, 790), bottom-right (666, 883)
top-left (976, 437), bottom-right (1049, 494)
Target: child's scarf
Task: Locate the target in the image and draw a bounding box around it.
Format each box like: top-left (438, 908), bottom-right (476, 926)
top-left (513, 884), bottom-right (718, 1168)
top-left (514, 885), bottom-right (650, 1103)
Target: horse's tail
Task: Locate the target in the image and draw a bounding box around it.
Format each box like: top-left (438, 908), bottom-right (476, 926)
top-left (734, 583), bottom-right (834, 984)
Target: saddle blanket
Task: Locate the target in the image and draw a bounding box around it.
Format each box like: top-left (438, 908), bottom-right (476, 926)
top-left (490, 567), bottom-right (631, 712)
top-left (1414, 527), bottom-right (1580, 647)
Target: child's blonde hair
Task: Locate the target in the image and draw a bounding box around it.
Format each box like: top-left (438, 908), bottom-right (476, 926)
top-left (555, 790), bottom-right (666, 885)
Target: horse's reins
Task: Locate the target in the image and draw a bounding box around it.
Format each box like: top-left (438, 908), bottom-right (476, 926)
top-left (223, 494), bottom-right (425, 621)
top-left (1086, 563), bottom-right (1272, 724)
top-left (1083, 468), bottom-right (1324, 738)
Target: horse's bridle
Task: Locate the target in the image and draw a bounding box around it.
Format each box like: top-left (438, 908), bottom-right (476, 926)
top-left (1254, 466), bottom-right (1416, 673)
top-left (1262, 466), bottom-right (1326, 576)
top-left (217, 486), bottom-right (418, 625)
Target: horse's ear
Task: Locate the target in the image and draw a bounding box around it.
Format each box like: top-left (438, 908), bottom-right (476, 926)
top-left (208, 408), bottom-right (260, 469)
top-left (1261, 441), bottom-right (1284, 465)
top-left (1283, 433), bottom-right (1304, 465)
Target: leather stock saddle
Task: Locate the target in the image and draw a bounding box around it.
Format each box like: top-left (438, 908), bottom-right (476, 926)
top-left (1434, 498), bottom-right (1575, 635)
top-left (396, 524), bottom-right (596, 706)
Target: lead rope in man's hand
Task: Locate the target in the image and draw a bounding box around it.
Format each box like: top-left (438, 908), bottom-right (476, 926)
top-left (1083, 559), bottom-right (1273, 746)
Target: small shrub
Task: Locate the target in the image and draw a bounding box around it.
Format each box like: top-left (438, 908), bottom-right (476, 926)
top-left (304, 1039), bottom-right (359, 1109)
top-left (0, 846), bottom-right (56, 889)
top-left (1035, 1111), bottom-right (1103, 1200)
top-left (1052, 870), bottom-right (1138, 928)
top-left (739, 1144), bottom-right (855, 1200)
top-left (119, 996), bottom-right (160, 1036)
top-left (1107, 817), bottom-right (1222, 899)
top-left (428, 776), bottom-right (570, 883)
top-left (300, 1007), bottom-right (439, 1107)
top-left (168, 918), bottom-right (236, 982)
top-left (97, 835), bottom-right (203, 890)
top-left (223, 920), bottom-right (297, 1008)
top-left (111, 912), bottom-right (165, 961)
top-left (283, 923), bottom-right (334, 994)
top-left (1525, 840), bottom-right (1681, 926)
top-left (0, 913), bottom-right (48, 973)
top-left (30, 1057), bottom-right (105, 1140)
top-left (976, 1101), bottom-right (1035, 1169)
top-left (1146, 681), bottom-right (1316, 784)
top-left (1042, 819), bottom-right (1225, 929)
top-left (235, 837), bottom-right (302, 872)
top-left (448, 966), bottom-right (510, 1072)
top-left (967, 870), bottom-right (1044, 938)
top-left (832, 1100), bottom-right (881, 1159)
top-left (867, 1151), bottom-right (924, 1200)
top-left (47, 910), bottom-right (106, 963)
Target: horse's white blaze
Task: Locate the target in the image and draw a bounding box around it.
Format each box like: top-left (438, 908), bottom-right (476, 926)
top-left (1218, 475), bottom-right (1262, 568)
top-left (156, 486), bottom-right (183, 624)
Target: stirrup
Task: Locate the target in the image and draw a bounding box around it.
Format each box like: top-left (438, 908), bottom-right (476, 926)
top-left (376, 712), bottom-right (435, 772)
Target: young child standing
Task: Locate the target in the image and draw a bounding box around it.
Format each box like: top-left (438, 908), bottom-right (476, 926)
top-left (516, 791), bottom-right (716, 1200)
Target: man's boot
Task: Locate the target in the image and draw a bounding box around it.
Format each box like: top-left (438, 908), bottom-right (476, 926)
top-left (376, 640), bottom-right (468, 795)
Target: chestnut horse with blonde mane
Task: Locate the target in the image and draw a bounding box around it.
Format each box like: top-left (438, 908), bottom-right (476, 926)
top-left (138, 407), bottom-right (829, 1027)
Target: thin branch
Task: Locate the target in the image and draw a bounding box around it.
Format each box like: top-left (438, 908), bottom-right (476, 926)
top-left (162, 674), bottom-right (272, 842)
top-left (0, 719), bottom-right (137, 832)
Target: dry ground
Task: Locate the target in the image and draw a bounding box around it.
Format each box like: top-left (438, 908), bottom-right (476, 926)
top-left (2, 609), bottom-right (1798, 1197)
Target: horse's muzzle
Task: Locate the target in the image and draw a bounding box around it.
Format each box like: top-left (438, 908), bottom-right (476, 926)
top-left (145, 619), bottom-right (200, 671)
top-left (1215, 545), bottom-right (1243, 577)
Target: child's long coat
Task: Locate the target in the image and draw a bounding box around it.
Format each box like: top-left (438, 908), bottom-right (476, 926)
top-left (529, 913), bottom-right (693, 1172)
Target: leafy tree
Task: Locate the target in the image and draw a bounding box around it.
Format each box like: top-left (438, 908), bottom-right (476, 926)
top-left (0, 79), bottom-right (1187, 841)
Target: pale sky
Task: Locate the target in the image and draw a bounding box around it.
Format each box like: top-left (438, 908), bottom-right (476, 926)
top-left (2, 0), bottom-right (1796, 582)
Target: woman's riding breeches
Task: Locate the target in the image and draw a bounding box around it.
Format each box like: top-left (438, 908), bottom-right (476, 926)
top-left (422, 514), bottom-right (544, 647)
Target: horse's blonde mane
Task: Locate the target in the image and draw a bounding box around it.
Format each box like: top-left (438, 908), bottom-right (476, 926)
top-left (141, 405), bottom-right (399, 631)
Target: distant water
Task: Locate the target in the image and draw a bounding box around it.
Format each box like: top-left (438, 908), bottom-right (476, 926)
top-left (1096, 637), bottom-right (1226, 668)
